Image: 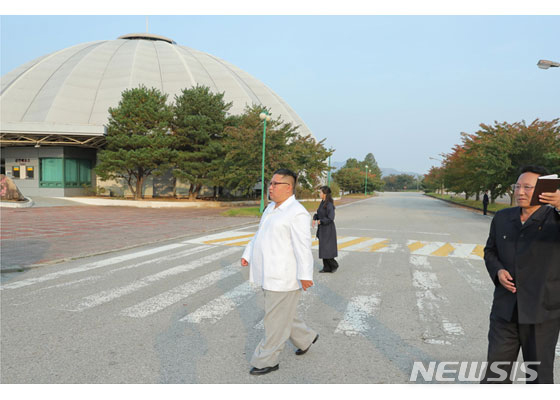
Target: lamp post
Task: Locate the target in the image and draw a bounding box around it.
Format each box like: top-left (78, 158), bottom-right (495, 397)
top-left (537, 59), bottom-right (560, 69)
top-left (364, 165), bottom-right (368, 196)
top-left (259, 110), bottom-right (271, 213)
top-left (327, 155), bottom-right (331, 187)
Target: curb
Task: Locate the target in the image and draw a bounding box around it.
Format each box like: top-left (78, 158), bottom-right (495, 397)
top-left (51, 197), bottom-right (260, 208)
top-left (0, 197), bottom-right (34, 208)
top-left (423, 193), bottom-right (496, 216)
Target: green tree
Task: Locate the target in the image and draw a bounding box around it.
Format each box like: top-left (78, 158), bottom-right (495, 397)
top-left (288, 135), bottom-right (332, 190)
top-left (95, 86), bottom-right (174, 199)
top-left (448, 119), bottom-right (560, 204)
top-left (332, 167), bottom-right (363, 193)
top-left (171, 85), bottom-right (233, 199)
top-left (333, 155), bottom-right (384, 193)
top-left (423, 166), bottom-right (444, 194)
top-left (220, 105), bottom-right (296, 195)
top-left (220, 105), bottom-right (332, 197)
top-left (382, 174), bottom-right (418, 191)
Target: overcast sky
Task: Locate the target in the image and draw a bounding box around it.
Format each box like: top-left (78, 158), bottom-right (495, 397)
top-left (2, 6), bottom-right (559, 174)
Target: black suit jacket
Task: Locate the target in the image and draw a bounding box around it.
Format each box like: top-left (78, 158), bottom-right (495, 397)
top-left (484, 205), bottom-right (560, 324)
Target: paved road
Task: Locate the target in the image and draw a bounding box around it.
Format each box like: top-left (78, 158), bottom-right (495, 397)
top-left (1, 192), bottom-right (558, 383)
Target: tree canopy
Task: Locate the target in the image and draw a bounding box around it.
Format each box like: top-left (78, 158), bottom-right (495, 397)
top-left (171, 85), bottom-right (233, 199)
top-left (424, 119), bottom-right (560, 203)
top-left (95, 85), bottom-right (174, 199)
top-left (96, 85), bottom-right (333, 201)
top-left (332, 153), bottom-right (384, 193)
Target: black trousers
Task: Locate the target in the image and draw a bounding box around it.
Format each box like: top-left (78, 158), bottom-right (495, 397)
top-left (322, 258), bottom-right (338, 272)
top-left (483, 203), bottom-right (488, 215)
top-left (481, 315), bottom-right (560, 383)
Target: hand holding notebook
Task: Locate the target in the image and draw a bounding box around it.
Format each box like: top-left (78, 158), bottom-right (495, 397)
top-left (530, 174), bottom-right (560, 206)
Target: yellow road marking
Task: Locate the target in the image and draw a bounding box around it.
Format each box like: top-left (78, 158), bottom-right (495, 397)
top-left (367, 240), bottom-right (390, 252)
top-left (431, 243), bottom-right (455, 257)
top-left (225, 239), bottom-right (252, 246)
top-left (338, 237), bottom-right (372, 249)
top-left (471, 245), bottom-right (484, 259)
top-left (203, 233), bottom-right (254, 244)
top-left (408, 241), bottom-right (426, 252)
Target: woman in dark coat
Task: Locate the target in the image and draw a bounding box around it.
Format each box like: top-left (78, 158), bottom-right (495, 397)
top-left (313, 186), bottom-right (338, 273)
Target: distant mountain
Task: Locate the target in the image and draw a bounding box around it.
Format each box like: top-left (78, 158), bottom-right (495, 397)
top-left (330, 161), bottom-right (345, 171)
top-left (330, 162), bottom-right (421, 178)
top-left (380, 168), bottom-right (422, 178)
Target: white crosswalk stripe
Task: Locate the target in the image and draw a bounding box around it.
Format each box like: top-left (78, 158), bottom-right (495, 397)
top-left (411, 255), bottom-right (464, 345)
top-left (1, 242), bottom-right (199, 290)
top-left (120, 262), bottom-right (242, 318)
top-left (63, 247), bottom-right (239, 312)
top-left (335, 294), bottom-right (381, 336)
top-left (180, 281), bottom-right (258, 324)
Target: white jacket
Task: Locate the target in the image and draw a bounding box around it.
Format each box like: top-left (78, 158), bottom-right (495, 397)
top-left (242, 195), bottom-right (314, 291)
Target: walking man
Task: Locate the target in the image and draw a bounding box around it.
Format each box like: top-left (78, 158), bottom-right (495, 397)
top-left (483, 190), bottom-right (489, 215)
top-left (241, 168), bottom-right (318, 376)
top-left (482, 166), bottom-right (560, 383)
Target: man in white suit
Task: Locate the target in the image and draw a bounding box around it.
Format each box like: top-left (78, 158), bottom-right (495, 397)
top-left (241, 168), bottom-right (318, 376)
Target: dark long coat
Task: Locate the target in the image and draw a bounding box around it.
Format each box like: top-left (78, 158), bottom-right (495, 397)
top-left (484, 205), bottom-right (560, 324)
top-left (313, 200), bottom-right (338, 259)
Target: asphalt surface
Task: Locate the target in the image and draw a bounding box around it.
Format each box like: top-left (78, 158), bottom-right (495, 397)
top-left (1, 192), bottom-right (558, 384)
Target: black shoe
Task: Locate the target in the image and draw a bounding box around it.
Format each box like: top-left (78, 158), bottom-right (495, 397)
top-left (319, 269), bottom-right (331, 273)
top-left (295, 334), bottom-right (319, 355)
top-left (249, 364), bottom-right (279, 375)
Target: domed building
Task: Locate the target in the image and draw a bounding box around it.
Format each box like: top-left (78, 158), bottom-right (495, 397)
top-left (0, 33), bottom-right (314, 197)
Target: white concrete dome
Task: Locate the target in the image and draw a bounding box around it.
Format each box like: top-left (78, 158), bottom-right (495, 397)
top-left (0, 33), bottom-right (313, 140)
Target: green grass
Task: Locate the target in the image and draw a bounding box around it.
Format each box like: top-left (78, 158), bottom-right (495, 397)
top-left (427, 193), bottom-right (511, 213)
top-left (221, 202), bottom-right (322, 217)
top-left (221, 198), bottom-right (355, 217)
top-left (221, 207), bottom-right (261, 217)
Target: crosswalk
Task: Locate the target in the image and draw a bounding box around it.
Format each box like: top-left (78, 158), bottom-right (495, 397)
top-left (1, 232), bottom-right (498, 349)
top-left (185, 230), bottom-right (485, 260)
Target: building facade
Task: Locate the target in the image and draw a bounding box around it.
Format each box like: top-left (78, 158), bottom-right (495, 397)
top-left (0, 33), bottom-right (314, 197)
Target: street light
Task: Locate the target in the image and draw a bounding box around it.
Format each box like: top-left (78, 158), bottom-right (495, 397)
top-left (327, 154), bottom-right (331, 187)
top-left (537, 59), bottom-right (560, 69)
top-left (327, 148), bottom-right (334, 188)
top-left (364, 165), bottom-right (368, 196)
top-left (259, 110), bottom-right (272, 214)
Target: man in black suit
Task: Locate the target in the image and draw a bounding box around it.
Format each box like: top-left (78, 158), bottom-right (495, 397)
top-left (482, 166), bottom-right (560, 383)
top-left (483, 190), bottom-right (489, 215)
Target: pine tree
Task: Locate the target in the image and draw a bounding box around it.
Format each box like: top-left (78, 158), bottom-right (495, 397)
top-left (95, 86), bottom-right (174, 199)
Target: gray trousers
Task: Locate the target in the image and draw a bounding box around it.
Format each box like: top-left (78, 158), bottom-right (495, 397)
top-left (251, 289), bottom-right (316, 368)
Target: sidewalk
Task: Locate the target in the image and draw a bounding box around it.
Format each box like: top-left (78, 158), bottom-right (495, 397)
top-left (0, 205), bottom-right (258, 272)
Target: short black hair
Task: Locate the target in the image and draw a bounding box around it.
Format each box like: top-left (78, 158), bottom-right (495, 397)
top-left (519, 165), bottom-right (550, 177)
top-left (273, 168), bottom-right (298, 186)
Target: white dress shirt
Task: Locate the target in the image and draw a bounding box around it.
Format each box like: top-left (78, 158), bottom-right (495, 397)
top-left (242, 195), bottom-right (314, 292)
